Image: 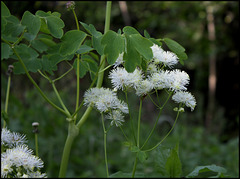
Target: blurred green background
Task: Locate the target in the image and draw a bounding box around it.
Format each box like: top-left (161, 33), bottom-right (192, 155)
top-left (1, 1), bottom-right (239, 177)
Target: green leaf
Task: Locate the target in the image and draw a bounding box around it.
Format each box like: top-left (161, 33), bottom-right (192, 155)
top-left (31, 39), bottom-right (49, 53)
top-left (76, 45), bottom-right (93, 54)
top-left (130, 145), bottom-right (140, 153)
top-left (144, 30), bottom-right (150, 38)
top-left (101, 30), bottom-right (124, 64)
top-left (40, 55), bottom-right (56, 75)
top-left (123, 26), bottom-right (140, 35)
top-left (1, 2), bottom-right (11, 17)
top-left (165, 144), bottom-right (182, 178)
top-left (21, 11), bottom-right (41, 40)
top-left (137, 151), bottom-right (148, 163)
top-left (186, 165), bottom-right (227, 178)
top-left (12, 44), bottom-right (42, 74)
top-left (2, 15), bottom-right (25, 37)
top-left (1, 43), bottom-right (13, 60)
top-left (154, 145), bottom-right (171, 176)
top-left (92, 35), bottom-right (104, 55)
top-left (60, 30), bottom-right (87, 56)
top-left (130, 34), bottom-right (153, 60)
top-left (79, 21), bottom-right (102, 37)
top-left (163, 38), bottom-right (188, 62)
top-left (123, 34), bottom-right (141, 72)
top-left (73, 59), bottom-right (89, 78)
top-left (1, 110), bottom-right (9, 125)
top-left (36, 10), bottom-right (65, 38)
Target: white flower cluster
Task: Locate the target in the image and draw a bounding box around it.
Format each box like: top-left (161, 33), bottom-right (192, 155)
top-left (84, 87), bottom-right (128, 127)
top-left (1, 128), bottom-right (47, 178)
top-left (109, 44), bottom-right (196, 111)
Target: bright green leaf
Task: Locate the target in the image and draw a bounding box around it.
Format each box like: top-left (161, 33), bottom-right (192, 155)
top-left (130, 34), bottom-right (153, 60)
top-left (101, 30), bottom-right (124, 64)
top-left (21, 11), bottom-right (41, 39)
top-left (186, 165), bottom-right (227, 178)
top-left (123, 26), bottom-right (140, 35)
top-left (60, 30), bottom-right (87, 56)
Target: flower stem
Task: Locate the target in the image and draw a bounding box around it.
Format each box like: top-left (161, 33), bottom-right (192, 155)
top-left (137, 98), bottom-right (143, 147)
top-left (101, 114), bottom-right (109, 177)
top-left (143, 105), bottom-right (181, 152)
top-left (131, 156), bottom-right (138, 178)
top-left (35, 133), bottom-right (39, 157)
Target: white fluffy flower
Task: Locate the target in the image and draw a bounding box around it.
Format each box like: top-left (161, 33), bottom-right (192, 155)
top-left (109, 67), bottom-right (143, 90)
top-left (105, 110), bottom-right (125, 127)
top-left (151, 44), bottom-right (178, 68)
top-left (1, 128), bottom-right (27, 148)
top-left (168, 69), bottom-right (190, 91)
top-left (84, 87), bottom-right (128, 114)
top-left (172, 91), bottom-right (196, 111)
top-left (1, 145), bottom-right (44, 177)
top-left (149, 70), bottom-right (172, 90)
top-left (135, 79), bottom-right (154, 96)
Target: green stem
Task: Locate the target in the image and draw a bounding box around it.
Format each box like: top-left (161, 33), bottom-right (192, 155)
top-left (59, 122), bottom-right (79, 178)
top-left (75, 55), bottom-right (80, 117)
top-left (52, 65), bottom-right (73, 83)
top-left (3, 74), bottom-right (11, 128)
top-left (11, 47), bottom-right (69, 117)
top-left (125, 91), bottom-right (137, 145)
top-left (101, 114), bottom-right (109, 177)
top-left (72, 9), bottom-right (80, 30)
top-left (137, 98), bottom-right (143, 147)
top-left (51, 82), bottom-right (71, 116)
top-left (140, 91), bottom-right (172, 150)
top-left (35, 133), bottom-right (39, 157)
top-left (143, 106), bottom-right (181, 152)
top-left (119, 126), bottom-right (129, 142)
top-left (132, 156), bottom-right (138, 178)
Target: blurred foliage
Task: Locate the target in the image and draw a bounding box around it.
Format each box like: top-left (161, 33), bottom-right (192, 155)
top-left (1, 1), bottom-right (239, 178)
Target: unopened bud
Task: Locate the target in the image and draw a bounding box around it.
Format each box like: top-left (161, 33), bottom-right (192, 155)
top-left (6, 65), bottom-right (14, 76)
top-left (66, 1), bottom-right (75, 10)
top-left (32, 122), bottom-right (39, 133)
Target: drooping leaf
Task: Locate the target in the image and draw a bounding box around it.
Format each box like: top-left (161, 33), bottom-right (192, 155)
top-left (186, 165), bottom-right (227, 178)
top-left (165, 143), bottom-right (182, 178)
top-left (101, 30), bottom-right (124, 65)
top-left (1, 43), bottom-right (13, 60)
top-left (59, 30), bottom-right (87, 56)
top-left (21, 11), bottom-right (41, 40)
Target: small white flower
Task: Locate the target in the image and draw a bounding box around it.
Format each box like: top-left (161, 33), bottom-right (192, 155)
top-left (105, 110), bottom-right (125, 127)
top-left (135, 79), bottom-right (154, 96)
top-left (168, 69), bottom-right (190, 92)
top-left (1, 128), bottom-right (27, 148)
top-left (149, 70), bottom-right (172, 90)
top-left (151, 44), bottom-right (178, 68)
top-left (172, 91), bottom-right (196, 111)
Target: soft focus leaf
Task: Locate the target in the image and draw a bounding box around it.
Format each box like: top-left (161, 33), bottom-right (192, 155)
top-left (154, 145), bottom-right (171, 176)
top-left (186, 165), bottom-right (227, 178)
top-left (137, 151), bottom-right (148, 163)
top-left (109, 171), bottom-right (145, 178)
top-left (165, 144), bottom-right (182, 178)
top-left (60, 30), bottom-right (87, 56)
top-left (101, 30), bottom-right (124, 64)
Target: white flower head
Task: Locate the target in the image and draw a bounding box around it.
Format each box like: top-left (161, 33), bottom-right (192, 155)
top-left (84, 87), bottom-right (128, 114)
top-left (1, 128), bottom-right (27, 148)
top-left (172, 91), bottom-right (196, 111)
top-left (109, 67), bottom-right (143, 91)
top-left (168, 69), bottom-right (190, 92)
top-left (1, 145), bottom-right (44, 178)
top-left (149, 70), bottom-right (172, 90)
top-left (135, 79), bottom-right (154, 96)
top-left (151, 44), bottom-right (178, 68)
top-left (105, 110), bottom-right (125, 127)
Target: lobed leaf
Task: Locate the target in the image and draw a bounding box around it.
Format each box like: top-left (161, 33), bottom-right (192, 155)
top-left (101, 30), bottom-right (124, 65)
top-left (59, 30), bottom-right (87, 56)
top-left (1, 43), bottom-right (13, 60)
